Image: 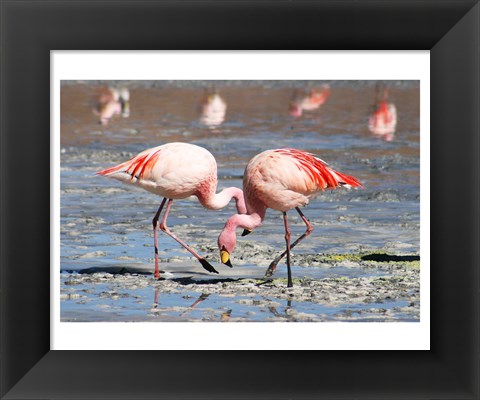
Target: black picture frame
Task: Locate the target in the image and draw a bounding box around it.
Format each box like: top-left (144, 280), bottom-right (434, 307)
top-left (1, 1), bottom-right (479, 399)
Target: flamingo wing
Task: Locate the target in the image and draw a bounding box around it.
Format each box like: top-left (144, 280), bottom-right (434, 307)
top-left (244, 149), bottom-right (362, 212)
top-left (97, 146), bottom-right (163, 181)
top-left (274, 149), bottom-right (362, 190)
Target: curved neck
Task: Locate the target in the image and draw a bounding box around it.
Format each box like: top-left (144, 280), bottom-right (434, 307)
top-left (225, 210), bottom-right (265, 232)
top-left (225, 198), bottom-right (267, 231)
top-left (218, 202), bottom-right (267, 254)
top-left (197, 186), bottom-right (246, 214)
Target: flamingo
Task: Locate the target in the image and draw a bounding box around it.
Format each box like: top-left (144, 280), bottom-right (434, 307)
top-left (97, 142), bottom-right (246, 279)
top-left (93, 87), bottom-right (130, 125)
top-left (217, 148), bottom-right (362, 287)
top-left (289, 84), bottom-right (331, 117)
top-left (198, 90), bottom-right (227, 128)
top-left (368, 86), bottom-right (397, 140)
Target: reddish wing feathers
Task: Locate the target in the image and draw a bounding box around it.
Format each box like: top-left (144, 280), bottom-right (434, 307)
top-left (310, 86), bottom-right (330, 105)
top-left (332, 169), bottom-right (363, 188)
top-left (275, 148), bottom-right (362, 190)
top-left (97, 149), bottom-right (162, 181)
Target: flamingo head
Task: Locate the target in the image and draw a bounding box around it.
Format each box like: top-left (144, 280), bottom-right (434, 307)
top-left (217, 227), bottom-right (237, 268)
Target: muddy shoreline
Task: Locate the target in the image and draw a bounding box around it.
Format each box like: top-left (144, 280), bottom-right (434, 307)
top-left (61, 249), bottom-right (419, 322)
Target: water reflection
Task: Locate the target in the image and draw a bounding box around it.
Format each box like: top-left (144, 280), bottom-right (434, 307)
top-left (368, 84), bottom-right (397, 141)
top-left (198, 89), bottom-right (227, 128)
top-left (288, 84), bottom-right (330, 117)
top-left (268, 299), bottom-right (293, 318)
top-left (93, 86), bottom-right (130, 126)
top-left (179, 293), bottom-right (210, 317)
top-left (152, 288), bottom-right (232, 321)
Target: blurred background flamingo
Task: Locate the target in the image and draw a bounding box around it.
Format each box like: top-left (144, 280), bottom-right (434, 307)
top-left (97, 142), bottom-right (246, 279)
top-left (93, 86), bottom-right (130, 126)
top-left (198, 89), bottom-right (227, 128)
top-left (368, 84), bottom-right (397, 141)
top-left (288, 84), bottom-right (330, 117)
top-left (217, 148), bottom-right (362, 287)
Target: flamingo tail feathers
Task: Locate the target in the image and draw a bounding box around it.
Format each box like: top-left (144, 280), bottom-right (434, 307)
top-left (329, 169), bottom-right (364, 189)
top-left (274, 148), bottom-right (363, 190)
top-left (97, 149), bottom-right (162, 181)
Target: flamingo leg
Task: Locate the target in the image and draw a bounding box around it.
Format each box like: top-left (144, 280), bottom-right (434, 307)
top-left (265, 207), bottom-right (313, 278)
top-left (159, 199), bottom-right (218, 274)
top-left (283, 212), bottom-right (293, 288)
top-left (152, 198), bottom-right (167, 279)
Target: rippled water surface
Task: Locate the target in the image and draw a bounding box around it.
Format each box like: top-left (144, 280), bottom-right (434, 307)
top-left (60, 81), bottom-right (420, 322)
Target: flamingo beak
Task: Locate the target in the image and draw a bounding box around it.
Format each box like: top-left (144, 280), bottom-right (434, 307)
top-left (220, 250), bottom-right (232, 268)
top-left (241, 229), bottom-right (253, 237)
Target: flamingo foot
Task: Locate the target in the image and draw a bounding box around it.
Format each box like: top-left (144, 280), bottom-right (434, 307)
top-left (199, 258), bottom-right (219, 274)
top-left (154, 271), bottom-right (166, 281)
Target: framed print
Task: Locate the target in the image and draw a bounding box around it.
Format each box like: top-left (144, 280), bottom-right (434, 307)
top-left (1, 1), bottom-right (479, 400)
top-left (53, 53), bottom-right (428, 352)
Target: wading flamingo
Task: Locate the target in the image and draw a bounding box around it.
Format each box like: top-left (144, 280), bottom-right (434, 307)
top-left (217, 148), bottom-right (362, 287)
top-left (198, 90), bottom-right (227, 128)
top-left (368, 86), bottom-right (397, 140)
top-left (93, 87), bottom-right (130, 126)
top-left (289, 84), bottom-right (331, 117)
top-left (97, 142), bottom-right (246, 279)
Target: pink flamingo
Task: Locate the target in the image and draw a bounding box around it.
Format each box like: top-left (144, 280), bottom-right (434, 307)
top-left (97, 142), bottom-right (246, 279)
top-left (289, 84), bottom-right (331, 117)
top-left (198, 90), bottom-right (227, 128)
top-left (217, 148), bottom-right (362, 287)
top-left (93, 87), bottom-right (130, 126)
top-left (368, 87), bottom-right (397, 140)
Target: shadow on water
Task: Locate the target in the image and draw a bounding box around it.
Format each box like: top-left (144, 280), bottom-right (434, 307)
top-left (361, 253), bottom-right (420, 262)
top-left (76, 266), bottom-right (151, 275)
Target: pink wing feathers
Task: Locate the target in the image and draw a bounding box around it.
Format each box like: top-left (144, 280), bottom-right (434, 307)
top-left (274, 149), bottom-right (363, 191)
top-left (97, 147), bottom-right (162, 181)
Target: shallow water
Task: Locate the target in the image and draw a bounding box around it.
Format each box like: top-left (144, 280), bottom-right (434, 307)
top-left (60, 80), bottom-right (420, 322)
top-left (61, 272), bottom-right (415, 323)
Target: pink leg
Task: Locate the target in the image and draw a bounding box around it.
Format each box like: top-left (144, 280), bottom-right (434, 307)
top-left (152, 198), bottom-right (167, 279)
top-left (283, 212), bottom-right (293, 288)
top-left (159, 199), bottom-right (218, 274)
top-left (265, 207), bottom-right (313, 277)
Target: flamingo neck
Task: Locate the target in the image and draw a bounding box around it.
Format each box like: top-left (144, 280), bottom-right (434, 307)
top-left (218, 202), bottom-right (267, 253)
top-left (225, 211), bottom-right (264, 232)
top-left (197, 187), bottom-right (246, 214)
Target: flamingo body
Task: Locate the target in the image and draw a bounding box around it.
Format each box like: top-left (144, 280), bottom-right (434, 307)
top-left (199, 92), bottom-right (227, 127)
top-left (93, 87), bottom-right (130, 126)
top-left (218, 148), bottom-right (362, 287)
top-left (289, 85), bottom-right (330, 117)
top-left (244, 149), bottom-right (357, 212)
top-left (97, 142), bottom-right (246, 278)
top-left (368, 101), bottom-right (397, 138)
top-left (98, 143), bottom-right (217, 201)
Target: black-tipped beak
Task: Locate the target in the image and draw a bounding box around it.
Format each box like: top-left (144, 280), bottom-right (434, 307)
top-left (241, 229), bottom-right (253, 237)
top-left (220, 250), bottom-right (233, 268)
